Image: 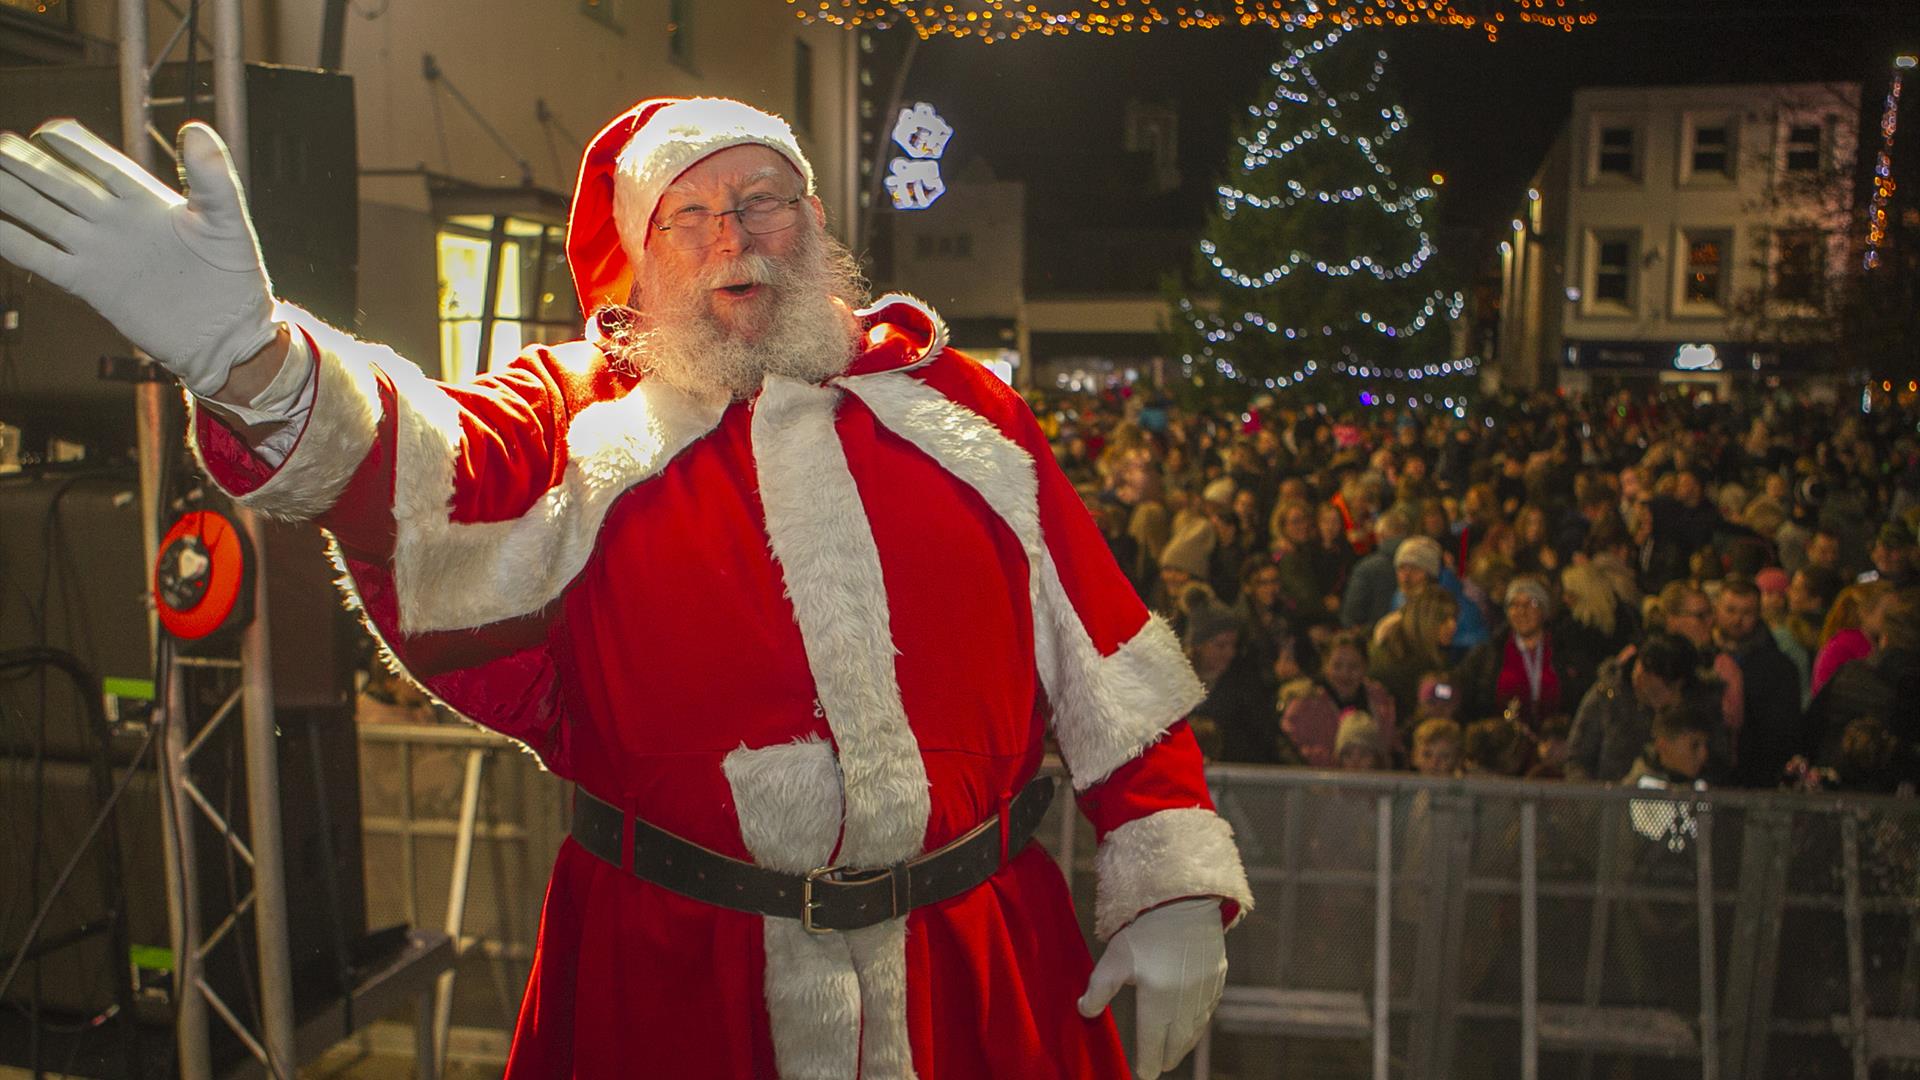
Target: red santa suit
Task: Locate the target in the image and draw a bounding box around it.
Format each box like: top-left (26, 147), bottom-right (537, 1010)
top-left (186, 100), bottom-right (1251, 1080)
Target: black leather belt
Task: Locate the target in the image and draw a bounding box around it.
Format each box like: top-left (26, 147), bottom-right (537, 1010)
top-left (571, 774), bottom-right (1055, 933)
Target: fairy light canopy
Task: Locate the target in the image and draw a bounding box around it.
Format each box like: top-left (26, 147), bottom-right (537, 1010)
top-left (788, 0), bottom-right (1594, 42)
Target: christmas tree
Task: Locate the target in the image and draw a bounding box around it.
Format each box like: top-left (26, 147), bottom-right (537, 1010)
top-left (1170, 27), bottom-right (1474, 415)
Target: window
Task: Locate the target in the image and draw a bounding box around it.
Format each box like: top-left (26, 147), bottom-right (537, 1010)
top-left (794, 39), bottom-right (814, 137)
top-left (1597, 126), bottom-right (1637, 178)
top-left (1691, 124), bottom-right (1731, 177)
top-left (580, 0), bottom-right (625, 32)
top-left (1682, 233), bottom-right (1727, 307)
top-left (1785, 123), bottom-right (1823, 173)
top-left (667, 0), bottom-right (693, 69)
top-left (437, 214), bottom-right (578, 383)
top-left (1774, 230), bottom-right (1825, 305)
top-left (1593, 237), bottom-right (1634, 306)
top-left (0, 0), bottom-right (74, 29)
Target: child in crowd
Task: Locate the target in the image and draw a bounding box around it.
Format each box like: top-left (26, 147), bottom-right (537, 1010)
top-left (1334, 710), bottom-right (1388, 771)
top-left (1463, 715), bottom-right (1533, 777)
top-left (1410, 718), bottom-right (1464, 778)
top-left (1626, 702), bottom-right (1714, 790)
top-left (1526, 715), bottom-right (1573, 780)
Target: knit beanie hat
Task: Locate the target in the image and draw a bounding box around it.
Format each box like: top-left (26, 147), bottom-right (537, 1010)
top-left (1159, 518), bottom-right (1216, 579)
top-left (1334, 710), bottom-right (1385, 759)
top-left (567, 98), bottom-right (815, 314)
top-left (1394, 535), bottom-right (1442, 580)
top-left (1181, 585), bottom-right (1243, 649)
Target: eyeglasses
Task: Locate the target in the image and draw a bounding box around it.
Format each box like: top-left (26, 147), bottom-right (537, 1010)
top-left (652, 193), bottom-right (804, 250)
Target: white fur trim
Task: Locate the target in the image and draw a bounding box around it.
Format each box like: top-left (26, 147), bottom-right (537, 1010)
top-left (723, 738), bottom-right (920, 1078)
top-left (855, 293), bottom-right (949, 371)
top-left (746, 379), bottom-right (929, 1078)
top-left (613, 98), bottom-right (815, 265)
top-left (1037, 592), bottom-right (1202, 790)
top-left (847, 920), bottom-right (915, 1079)
top-left (750, 375), bottom-right (931, 869)
top-left (723, 736), bottom-right (845, 873)
top-left (1093, 807), bottom-right (1253, 942)
top-left (380, 360), bottom-right (726, 634)
top-left (188, 303), bottom-right (382, 521)
top-left (723, 738), bottom-right (863, 1079)
top-left (842, 371), bottom-right (1202, 791)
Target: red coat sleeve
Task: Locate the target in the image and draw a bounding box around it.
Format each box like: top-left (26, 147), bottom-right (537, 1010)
top-left (900, 353), bottom-right (1253, 939)
top-left (186, 305), bottom-right (630, 771)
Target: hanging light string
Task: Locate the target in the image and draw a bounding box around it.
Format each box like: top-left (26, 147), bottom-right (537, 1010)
top-left (1864, 56), bottom-right (1913, 271)
top-left (787, 0), bottom-right (1595, 44)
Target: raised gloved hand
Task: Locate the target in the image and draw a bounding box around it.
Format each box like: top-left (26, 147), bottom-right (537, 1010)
top-left (1077, 898), bottom-right (1227, 1079)
top-left (0, 119), bottom-right (275, 397)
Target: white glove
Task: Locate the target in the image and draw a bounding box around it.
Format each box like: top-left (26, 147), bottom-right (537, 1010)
top-left (1077, 898), bottom-right (1227, 1079)
top-left (0, 119), bottom-right (276, 396)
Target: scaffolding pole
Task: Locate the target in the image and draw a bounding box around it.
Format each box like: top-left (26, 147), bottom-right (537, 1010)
top-left (208, 3), bottom-right (299, 1073)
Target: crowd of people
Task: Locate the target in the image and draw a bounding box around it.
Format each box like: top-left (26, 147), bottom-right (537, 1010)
top-left (1049, 382), bottom-right (1920, 799)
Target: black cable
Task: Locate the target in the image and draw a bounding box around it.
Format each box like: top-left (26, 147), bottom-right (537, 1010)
top-left (0, 650), bottom-right (156, 1005)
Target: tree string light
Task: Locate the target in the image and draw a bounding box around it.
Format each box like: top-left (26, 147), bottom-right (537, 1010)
top-left (787, 0), bottom-right (1595, 43)
top-left (1169, 23), bottom-right (1475, 402)
top-left (1199, 233), bottom-right (1438, 285)
top-left (1178, 289), bottom-right (1463, 343)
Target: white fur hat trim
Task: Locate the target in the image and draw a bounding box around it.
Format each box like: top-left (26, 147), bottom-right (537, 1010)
top-left (611, 98), bottom-right (814, 264)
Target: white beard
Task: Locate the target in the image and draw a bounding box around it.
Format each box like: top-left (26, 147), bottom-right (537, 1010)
top-left (611, 223), bottom-right (867, 402)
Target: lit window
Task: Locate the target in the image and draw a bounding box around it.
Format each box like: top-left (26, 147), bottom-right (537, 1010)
top-left (1691, 125), bottom-right (1730, 177)
top-left (1774, 230), bottom-right (1824, 304)
top-left (1785, 124), bottom-right (1823, 173)
top-left (1681, 231), bottom-right (1730, 308)
top-left (1594, 238), bottom-right (1632, 305)
top-left (1597, 126), bottom-right (1636, 177)
top-left (436, 214), bottom-right (578, 383)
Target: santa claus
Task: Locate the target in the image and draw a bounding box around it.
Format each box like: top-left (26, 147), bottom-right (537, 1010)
top-left (0, 99), bottom-right (1251, 1079)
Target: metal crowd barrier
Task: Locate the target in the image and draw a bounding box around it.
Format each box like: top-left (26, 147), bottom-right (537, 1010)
top-left (354, 720), bottom-right (567, 1067)
top-left (348, 721), bottom-right (1920, 1079)
top-left (1052, 766), bottom-right (1920, 1080)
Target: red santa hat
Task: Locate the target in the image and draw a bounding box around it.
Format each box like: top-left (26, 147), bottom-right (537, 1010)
top-left (565, 97), bottom-right (815, 316)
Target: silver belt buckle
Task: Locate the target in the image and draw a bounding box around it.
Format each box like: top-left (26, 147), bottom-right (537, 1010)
top-left (802, 865), bottom-right (842, 934)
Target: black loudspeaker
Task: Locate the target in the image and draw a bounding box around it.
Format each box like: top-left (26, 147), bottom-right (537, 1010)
top-left (0, 470), bottom-right (368, 1076)
top-left (0, 61), bottom-right (357, 458)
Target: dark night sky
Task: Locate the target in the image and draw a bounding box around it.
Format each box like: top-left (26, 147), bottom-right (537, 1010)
top-left (902, 0), bottom-right (1920, 243)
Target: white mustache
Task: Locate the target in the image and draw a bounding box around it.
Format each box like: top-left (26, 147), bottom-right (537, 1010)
top-left (702, 255), bottom-right (777, 290)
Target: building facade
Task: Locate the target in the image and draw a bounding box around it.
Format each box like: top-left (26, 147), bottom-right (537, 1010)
top-left (1497, 82), bottom-right (1859, 393)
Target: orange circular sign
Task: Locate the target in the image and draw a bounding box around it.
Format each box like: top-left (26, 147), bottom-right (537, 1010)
top-left (154, 511), bottom-right (250, 641)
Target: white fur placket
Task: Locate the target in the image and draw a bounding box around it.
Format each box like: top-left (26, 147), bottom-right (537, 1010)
top-left (843, 371), bottom-right (1251, 939)
top-left (840, 371), bottom-right (1203, 789)
top-left (748, 374), bottom-right (928, 1078)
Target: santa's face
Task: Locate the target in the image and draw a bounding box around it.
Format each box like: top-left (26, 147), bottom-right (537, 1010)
top-left (644, 145), bottom-right (823, 342)
top-left (620, 145), bottom-right (862, 400)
